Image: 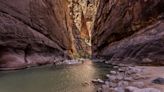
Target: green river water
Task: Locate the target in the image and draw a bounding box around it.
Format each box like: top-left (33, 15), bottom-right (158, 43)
top-left (0, 60), bottom-right (111, 92)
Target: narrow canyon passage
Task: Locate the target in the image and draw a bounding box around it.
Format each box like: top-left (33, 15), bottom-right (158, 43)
top-left (0, 0), bottom-right (99, 69)
top-left (0, 0), bottom-right (164, 92)
top-left (0, 0), bottom-right (163, 69)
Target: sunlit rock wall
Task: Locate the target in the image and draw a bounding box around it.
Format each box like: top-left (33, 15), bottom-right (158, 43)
top-left (68, 0), bottom-right (99, 57)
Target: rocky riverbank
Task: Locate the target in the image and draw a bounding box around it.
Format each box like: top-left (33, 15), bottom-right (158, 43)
top-left (93, 64), bottom-right (164, 92)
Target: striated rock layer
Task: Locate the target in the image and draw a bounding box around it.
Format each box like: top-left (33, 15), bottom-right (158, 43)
top-left (92, 0), bottom-right (164, 65)
top-left (0, 0), bottom-right (100, 70)
top-left (0, 0), bottom-right (96, 70)
top-left (68, 0), bottom-right (99, 57)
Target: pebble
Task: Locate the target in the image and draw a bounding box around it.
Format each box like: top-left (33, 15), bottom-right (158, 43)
top-left (118, 68), bottom-right (125, 72)
top-left (106, 74), bottom-right (110, 78)
top-left (117, 75), bottom-right (124, 80)
top-left (110, 71), bottom-right (117, 75)
top-left (113, 66), bottom-right (119, 69)
top-left (92, 79), bottom-right (104, 84)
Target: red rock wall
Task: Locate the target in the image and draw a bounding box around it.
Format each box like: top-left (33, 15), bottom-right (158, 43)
top-left (0, 0), bottom-right (82, 70)
top-left (92, 0), bottom-right (164, 65)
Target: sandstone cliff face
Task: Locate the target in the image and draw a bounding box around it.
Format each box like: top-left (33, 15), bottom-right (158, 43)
top-left (0, 0), bottom-right (84, 70)
top-left (0, 0), bottom-right (100, 70)
top-left (68, 0), bottom-right (99, 57)
top-left (92, 0), bottom-right (164, 65)
top-left (1, 0), bottom-right (163, 69)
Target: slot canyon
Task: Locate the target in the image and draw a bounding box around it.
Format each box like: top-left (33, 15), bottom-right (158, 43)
top-left (0, 0), bottom-right (164, 92)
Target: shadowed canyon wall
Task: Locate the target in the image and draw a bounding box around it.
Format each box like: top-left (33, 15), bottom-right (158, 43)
top-left (92, 0), bottom-right (164, 65)
top-left (0, 0), bottom-right (72, 70)
top-left (0, 0), bottom-right (98, 70)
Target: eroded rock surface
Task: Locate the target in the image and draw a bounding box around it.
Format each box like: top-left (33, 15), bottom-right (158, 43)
top-left (0, 0), bottom-right (74, 70)
top-left (92, 0), bottom-right (164, 65)
top-left (0, 0), bottom-right (100, 70)
top-left (0, 0), bottom-right (98, 70)
top-left (68, 0), bottom-right (99, 57)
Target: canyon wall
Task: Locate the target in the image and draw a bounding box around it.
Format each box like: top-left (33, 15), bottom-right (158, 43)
top-left (0, 0), bottom-right (72, 70)
top-left (92, 0), bottom-right (164, 65)
top-left (1, 0), bottom-right (163, 69)
top-left (0, 0), bottom-right (81, 69)
top-left (68, 0), bottom-right (99, 57)
top-left (0, 0), bottom-right (97, 70)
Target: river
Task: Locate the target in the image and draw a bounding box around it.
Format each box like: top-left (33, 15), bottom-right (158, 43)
top-left (0, 60), bottom-right (111, 92)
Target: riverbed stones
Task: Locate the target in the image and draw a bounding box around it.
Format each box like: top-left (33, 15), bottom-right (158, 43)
top-left (125, 86), bottom-right (161, 92)
top-left (97, 65), bottom-right (161, 92)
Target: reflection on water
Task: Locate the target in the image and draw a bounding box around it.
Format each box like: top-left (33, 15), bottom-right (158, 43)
top-left (0, 60), bottom-right (111, 92)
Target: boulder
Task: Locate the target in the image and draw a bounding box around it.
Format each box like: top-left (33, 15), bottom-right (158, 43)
top-left (152, 77), bottom-right (164, 85)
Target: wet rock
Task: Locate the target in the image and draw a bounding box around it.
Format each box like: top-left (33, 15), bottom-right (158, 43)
top-left (63, 60), bottom-right (81, 65)
top-left (118, 68), bottom-right (126, 72)
top-left (106, 74), bottom-right (110, 78)
top-left (110, 71), bottom-right (117, 75)
top-left (113, 66), bottom-right (119, 69)
top-left (92, 79), bottom-right (104, 84)
top-left (152, 77), bottom-right (164, 85)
